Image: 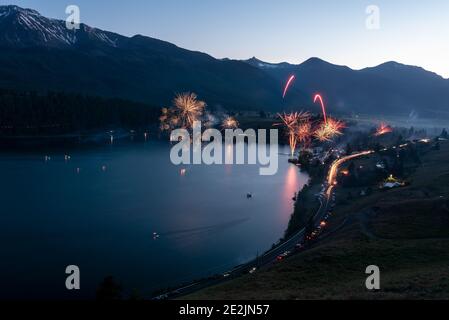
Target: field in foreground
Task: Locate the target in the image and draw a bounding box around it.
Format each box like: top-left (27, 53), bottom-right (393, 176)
top-left (185, 141), bottom-right (449, 300)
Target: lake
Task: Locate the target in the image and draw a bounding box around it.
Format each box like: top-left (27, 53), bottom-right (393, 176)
top-left (0, 139), bottom-right (308, 299)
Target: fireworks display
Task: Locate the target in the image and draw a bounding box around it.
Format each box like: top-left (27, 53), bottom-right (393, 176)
top-left (314, 117), bottom-right (345, 142)
top-left (297, 120), bottom-right (312, 146)
top-left (160, 93), bottom-right (206, 131)
top-left (311, 94), bottom-right (345, 142)
top-left (159, 89), bottom-right (347, 156)
top-left (159, 107), bottom-right (179, 131)
top-left (374, 122), bottom-right (393, 136)
top-left (282, 75), bottom-right (296, 99)
top-left (174, 92), bottom-right (206, 128)
top-left (222, 116), bottom-right (239, 129)
top-left (276, 112), bottom-right (310, 157)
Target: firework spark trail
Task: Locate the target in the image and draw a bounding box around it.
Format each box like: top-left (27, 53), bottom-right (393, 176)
top-left (313, 94), bottom-right (328, 124)
top-left (374, 122), bottom-right (393, 136)
top-left (282, 75), bottom-right (296, 99)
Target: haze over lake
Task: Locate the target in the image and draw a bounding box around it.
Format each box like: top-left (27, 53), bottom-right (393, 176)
top-left (0, 140), bottom-right (308, 299)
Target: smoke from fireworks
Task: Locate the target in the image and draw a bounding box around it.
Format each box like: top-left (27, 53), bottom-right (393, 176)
top-left (314, 117), bottom-right (345, 142)
top-left (282, 75), bottom-right (296, 99)
top-left (313, 94), bottom-right (327, 124)
top-left (222, 116), bottom-right (239, 129)
top-left (374, 122), bottom-right (393, 136)
top-left (160, 92), bottom-right (206, 131)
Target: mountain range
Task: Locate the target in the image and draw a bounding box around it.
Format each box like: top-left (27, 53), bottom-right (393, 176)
top-left (1, 5), bottom-right (448, 119)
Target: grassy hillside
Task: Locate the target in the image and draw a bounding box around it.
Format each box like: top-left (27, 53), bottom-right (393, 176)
top-left (186, 141), bottom-right (449, 299)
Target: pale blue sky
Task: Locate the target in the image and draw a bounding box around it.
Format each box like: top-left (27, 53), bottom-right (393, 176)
top-left (3, 0), bottom-right (449, 78)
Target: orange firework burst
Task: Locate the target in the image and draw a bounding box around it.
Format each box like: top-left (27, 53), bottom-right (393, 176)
top-left (314, 117), bottom-right (345, 142)
top-left (174, 92), bottom-right (206, 128)
top-left (276, 112), bottom-right (310, 156)
top-left (222, 116), bottom-right (239, 129)
top-left (297, 120), bottom-right (312, 146)
top-left (160, 92), bottom-right (206, 131)
top-left (374, 122), bottom-right (393, 136)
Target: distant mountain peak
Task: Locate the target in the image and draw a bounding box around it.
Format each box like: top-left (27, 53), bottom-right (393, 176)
top-left (1, 5), bottom-right (448, 117)
top-left (0, 4), bottom-right (120, 48)
top-left (247, 56), bottom-right (271, 66)
top-left (247, 56), bottom-right (263, 63)
top-left (245, 57), bottom-right (292, 69)
top-left (363, 61), bottom-right (444, 81)
top-left (303, 57), bottom-right (326, 64)
top-left (375, 61), bottom-right (411, 69)
top-left (0, 4), bottom-right (40, 17)
top-left (0, 5), bottom-right (47, 28)
top-left (301, 57), bottom-right (345, 68)
top-left (245, 56), bottom-right (352, 72)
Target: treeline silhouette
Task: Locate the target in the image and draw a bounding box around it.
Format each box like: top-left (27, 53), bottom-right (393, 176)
top-left (0, 89), bottom-right (160, 135)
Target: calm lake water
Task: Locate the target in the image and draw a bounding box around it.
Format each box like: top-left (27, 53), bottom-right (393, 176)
top-left (0, 140), bottom-right (308, 299)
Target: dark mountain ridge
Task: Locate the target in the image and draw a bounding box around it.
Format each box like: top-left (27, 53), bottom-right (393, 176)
top-left (0, 5), bottom-right (292, 111)
top-left (244, 56), bottom-right (449, 118)
top-left (1, 5), bottom-right (449, 119)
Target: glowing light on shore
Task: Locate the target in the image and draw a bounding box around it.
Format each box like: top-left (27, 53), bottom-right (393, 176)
top-left (313, 94), bottom-right (327, 124)
top-left (282, 75), bottom-right (296, 98)
top-left (281, 164), bottom-right (300, 222)
top-left (374, 122), bottom-right (393, 136)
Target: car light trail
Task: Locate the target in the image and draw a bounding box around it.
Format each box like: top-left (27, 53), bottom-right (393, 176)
top-left (326, 150), bottom-right (374, 196)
